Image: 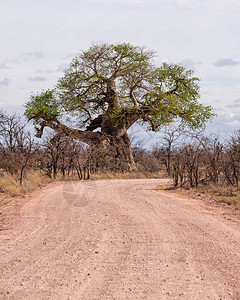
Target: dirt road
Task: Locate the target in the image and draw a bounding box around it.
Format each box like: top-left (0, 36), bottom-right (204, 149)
top-left (0, 179), bottom-right (240, 299)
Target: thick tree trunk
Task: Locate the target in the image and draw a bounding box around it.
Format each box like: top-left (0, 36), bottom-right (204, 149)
top-left (98, 115), bottom-right (136, 172)
top-left (43, 120), bottom-right (136, 172)
top-left (107, 133), bottom-right (135, 171)
top-left (89, 132), bottom-right (136, 172)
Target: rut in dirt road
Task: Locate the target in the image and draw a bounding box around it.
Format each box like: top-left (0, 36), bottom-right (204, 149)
top-left (0, 179), bottom-right (240, 299)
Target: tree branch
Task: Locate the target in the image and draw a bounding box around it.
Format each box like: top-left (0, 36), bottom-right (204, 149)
top-left (86, 115), bottom-right (103, 131)
top-left (36, 120), bottom-right (104, 146)
top-left (130, 90), bottom-right (139, 108)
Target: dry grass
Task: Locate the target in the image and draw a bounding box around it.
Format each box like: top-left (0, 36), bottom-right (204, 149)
top-left (0, 171), bottom-right (51, 197)
top-left (0, 171), bottom-right (54, 232)
top-left (196, 183), bottom-right (240, 212)
top-left (0, 170), bottom-right (167, 197)
top-left (90, 171), bottom-right (167, 180)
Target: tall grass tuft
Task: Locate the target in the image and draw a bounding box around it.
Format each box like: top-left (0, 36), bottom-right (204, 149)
top-left (0, 171), bottom-right (51, 197)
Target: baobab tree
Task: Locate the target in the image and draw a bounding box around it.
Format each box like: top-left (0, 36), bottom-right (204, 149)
top-left (25, 43), bottom-right (214, 171)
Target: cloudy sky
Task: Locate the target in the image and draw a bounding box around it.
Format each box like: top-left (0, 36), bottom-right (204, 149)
top-left (1, 0), bottom-right (240, 138)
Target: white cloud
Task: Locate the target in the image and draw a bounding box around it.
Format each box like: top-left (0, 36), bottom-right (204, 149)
top-left (0, 63), bottom-right (10, 69)
top-left (214, 58), bottom-right (240, 67)
top-left (57, 63), bottom-right (69, 73)
top-left (226, 103), bottom-right (240, 108)
top-left (179, 59), bottom-right (195, 68)
top-left (28, 76), bottom-right (47, 82)
top-left (206, 112), bottom-right (240, 135)
top-left (233, 114), bottom-right (240, 121)
top-left (0, 105), bottom-right (25, 116)
top-left (11, 52), bottom-right (45, 64)
top-left (64, 53), bottom-right (78, 60)
top-left (217, 113), bottom-right (234, 123)
top-left (0, 78), bottom-right (10, 86)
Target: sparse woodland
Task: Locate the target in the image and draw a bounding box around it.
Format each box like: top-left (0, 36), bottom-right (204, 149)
top-left (1, 110), bottom-right (240, 212)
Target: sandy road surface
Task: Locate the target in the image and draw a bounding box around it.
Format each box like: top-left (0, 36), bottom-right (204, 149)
top-left (0, 179), bottom-right (240, 299)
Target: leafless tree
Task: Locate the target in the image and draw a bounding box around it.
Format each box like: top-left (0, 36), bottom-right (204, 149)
top-left (0, 112), bottom-right (39, 184)
top-left (156, 126), bottom-right (183, 176)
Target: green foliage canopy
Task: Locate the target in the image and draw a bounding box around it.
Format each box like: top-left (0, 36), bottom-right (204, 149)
top-left (25, 43), bottom-right (215, 135)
